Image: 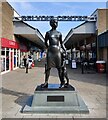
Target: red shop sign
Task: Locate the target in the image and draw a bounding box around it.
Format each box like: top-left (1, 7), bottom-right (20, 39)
top-left (1, 38), bottom-right (19, 49)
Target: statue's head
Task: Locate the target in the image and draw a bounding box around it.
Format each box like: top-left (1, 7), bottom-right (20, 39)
top-left (50, 18), bottom-right (58, 29)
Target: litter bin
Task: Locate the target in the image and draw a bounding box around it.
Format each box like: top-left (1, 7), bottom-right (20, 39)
top-left (96, 61), bottom-right (106, 73)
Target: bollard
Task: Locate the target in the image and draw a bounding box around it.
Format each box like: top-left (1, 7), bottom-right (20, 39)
top-left (26, 63), bottom-right (28, 73)
top-left (81, 62), bottom-right (84, 74)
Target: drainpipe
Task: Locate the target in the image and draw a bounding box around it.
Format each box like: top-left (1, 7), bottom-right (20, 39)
top-left (96, 30), bottom-right (99, 60)
top-left (84, 39), bottom-right (87, 58)
top-left (70, 45), bottom-right (73, 67)
top-left (107, 48), bottom-right (108, 75)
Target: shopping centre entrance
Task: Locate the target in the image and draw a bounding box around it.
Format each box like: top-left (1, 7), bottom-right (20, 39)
top-left (14, 15), bottom-right (97, 71)
top-left (14, 15), bottom-right (97, 60)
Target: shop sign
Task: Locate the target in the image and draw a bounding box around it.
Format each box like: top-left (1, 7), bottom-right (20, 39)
top-left (1, 38), bottom-right (19, 49)
top-left (20, 43), bottom-right (28, 52)
top-left (80, 46), bottom-right (85, 50)
top-left (86, 44), bottom-right (91, 50)
top-left (14, 15), bottom-right (96, 21)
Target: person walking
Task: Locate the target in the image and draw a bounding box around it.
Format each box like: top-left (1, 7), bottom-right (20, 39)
top-left (27, 55), bottom-right (33, 69)
top-left (23, 56), bottom-right (27, 68)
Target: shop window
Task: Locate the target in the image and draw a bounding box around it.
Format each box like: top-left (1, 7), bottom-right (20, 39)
top-left (1, 56), bottom-right (5, 72)
top-left (6, 48), bottom-right (9, 70)
top-left (88, 51), bottom-right (92, 60)
top-left (14, 49), bottom-right (17, 68)
top-left (1, 48), bottom-right (5, 55)
top-left (17, 50), bottom-right (19, 67)
top-left (1, 48), bottom-right (6, 72)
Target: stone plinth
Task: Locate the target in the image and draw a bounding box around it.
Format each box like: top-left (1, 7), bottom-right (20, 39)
top-left (22, 84), bottom-right (89, 113)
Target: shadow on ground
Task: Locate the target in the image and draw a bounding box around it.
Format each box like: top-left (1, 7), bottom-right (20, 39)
top-left (45, 65), bottom-right (107, 86)
top-left (1, 87), bottom-right (32, 112)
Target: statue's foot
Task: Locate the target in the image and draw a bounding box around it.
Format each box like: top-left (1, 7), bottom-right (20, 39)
top-left (64, 83), bottom-right (69, 88)
top-left (59, 84), bottom-right (64, 88)
top-left (41, 82), bottom-right (48, 88)
top-left (59, 81), bottom-right (65, 88)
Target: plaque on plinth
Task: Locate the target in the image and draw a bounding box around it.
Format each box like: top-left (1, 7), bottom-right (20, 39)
top-left (22, 84), bottom-right (89, 113)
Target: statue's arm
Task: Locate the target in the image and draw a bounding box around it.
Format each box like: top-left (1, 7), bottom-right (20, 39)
top-left (45, 32), bottom-right (49, 48)
top-left (60, 33), bottom-right (66, 52)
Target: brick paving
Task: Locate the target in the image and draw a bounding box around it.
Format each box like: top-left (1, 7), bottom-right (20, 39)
top-left (1, 58), bottom-right (107, 119)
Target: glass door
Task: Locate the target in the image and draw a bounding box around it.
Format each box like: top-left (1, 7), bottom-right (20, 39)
top-left (1, 56), bottom-right (6, 72)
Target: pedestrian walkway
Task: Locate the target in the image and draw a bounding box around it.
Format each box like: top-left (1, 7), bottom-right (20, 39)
top-left (1, 58), bottom-right (107, 119)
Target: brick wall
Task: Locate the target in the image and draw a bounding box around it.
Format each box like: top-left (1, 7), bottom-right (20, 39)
top-left (106, 9), bottom-right (108, 30)
top-left (98, 9), bottom-right (108, 34)
top-left (2, 2), bottom-right (14, 40)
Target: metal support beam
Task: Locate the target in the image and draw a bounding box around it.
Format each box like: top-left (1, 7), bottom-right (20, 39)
top-left (13, 15), bottom-right (96, 22)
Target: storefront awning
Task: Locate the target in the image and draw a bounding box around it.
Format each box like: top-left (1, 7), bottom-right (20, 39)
top-left (64, 21), bottom-right (96, 49)
top-left (13, 21), bottom-right (46, 50)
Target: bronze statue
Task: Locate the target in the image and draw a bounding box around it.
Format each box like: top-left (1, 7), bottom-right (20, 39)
top-left (61, 52), bottom-right (69, 87)
top-left (41, 18), bottom-right (67, 88)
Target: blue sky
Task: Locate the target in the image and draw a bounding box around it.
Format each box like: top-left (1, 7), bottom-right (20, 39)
top-left (8, 2), bottom-right (106, 39)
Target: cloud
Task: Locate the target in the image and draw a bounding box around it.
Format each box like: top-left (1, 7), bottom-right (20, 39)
top-left (8, 2), bottom-right (42, 15)
top-left (19, 2), bottom-right (34, 11)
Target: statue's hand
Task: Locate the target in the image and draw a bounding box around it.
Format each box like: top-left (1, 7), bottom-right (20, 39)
top-left (63, 51), bottom-right (67, 58)
top-left (65, 51), bottom-right (68, 56)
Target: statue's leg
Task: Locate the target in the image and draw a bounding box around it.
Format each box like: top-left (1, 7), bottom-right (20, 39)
top-left (45, 68), bottom-right (51, 83)
top-left (57, 68), bottom-right (65, 88)
top-left (64, 71), bottom-right (69, 86)
top-left (41, 68), bottom-right (51, 88)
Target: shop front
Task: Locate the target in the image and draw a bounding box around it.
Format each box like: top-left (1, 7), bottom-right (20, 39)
top-left (98, 30), bottom-right (108, 73)
top-left (19, 42), bottom-right (29, 66)
top-left (1, 38), bottom-right (20, 74)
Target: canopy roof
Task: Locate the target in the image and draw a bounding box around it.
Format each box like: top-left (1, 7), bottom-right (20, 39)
top-left (64, 21), bottom-right (96, 49)
top-left (14, 21), bottom-right (46, 50)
